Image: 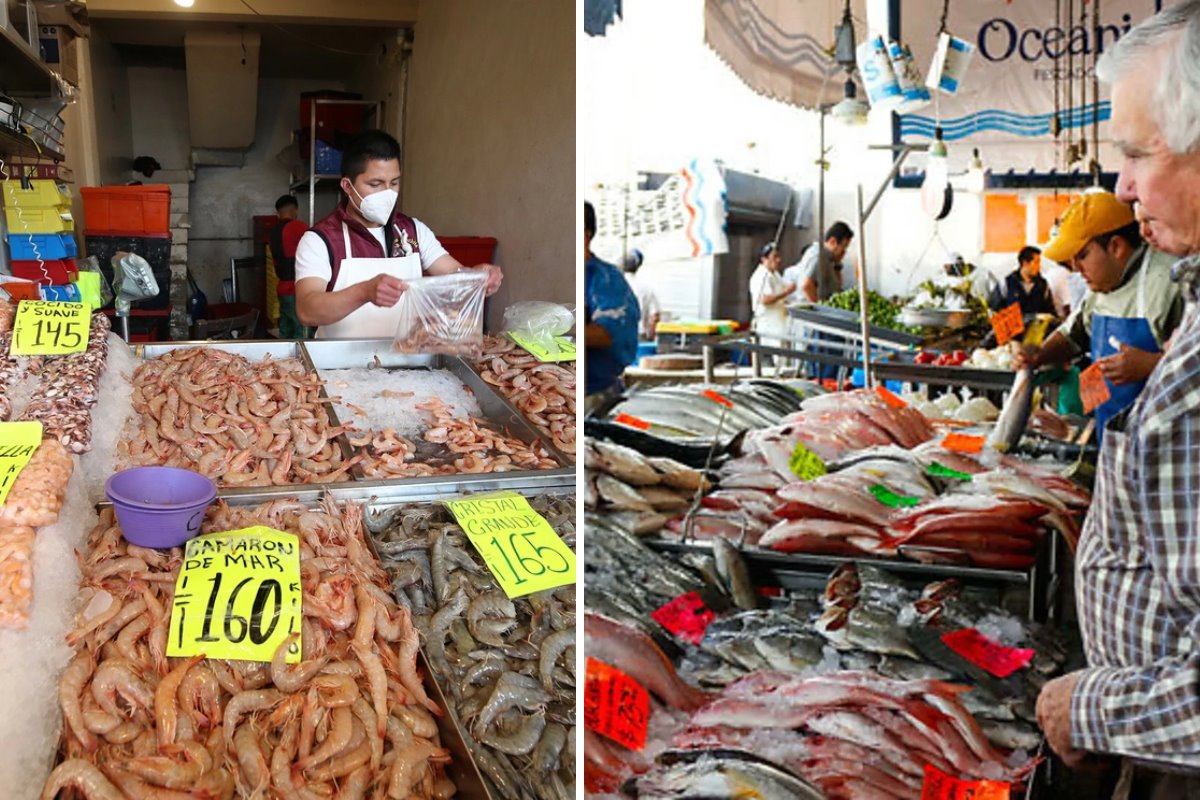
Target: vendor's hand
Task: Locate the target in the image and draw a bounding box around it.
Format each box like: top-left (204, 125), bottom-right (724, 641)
top-left (365, 274), bottom-right (406, 308)
top-left (1096, 343), bottom-right (1160, 385)
top-left (1013, 345), bottom-right (1040, 371)
top-left (465, 263), bottom-right (503, 296)
top-left (1037, 671), bottom-right (1094, 769)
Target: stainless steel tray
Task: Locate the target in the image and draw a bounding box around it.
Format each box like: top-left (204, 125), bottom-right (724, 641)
top-left (899, 307), bottom-right (972, 329)
top-left (302, 339), bottom-right (571, 485)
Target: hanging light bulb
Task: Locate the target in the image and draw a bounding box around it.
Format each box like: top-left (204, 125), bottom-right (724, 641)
top-left (965, 147), bottom-right (986, 194)
top-left (174, 0), bottom-right (195, 7)
top-left (921, 127), bottom-right (952, 218)
top-left (831, 78), bottom-right (869, 125)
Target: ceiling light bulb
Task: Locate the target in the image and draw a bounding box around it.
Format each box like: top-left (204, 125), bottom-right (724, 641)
top-left (966, 147), bottom-right (986, 194)
top-left (174, 0), bottom-right (195, 7)
top-left (831, 79), bottom-right (869, 125)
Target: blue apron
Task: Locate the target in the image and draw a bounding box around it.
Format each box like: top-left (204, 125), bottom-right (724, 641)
top-left (1090, 249), bottom-right (1159, 439)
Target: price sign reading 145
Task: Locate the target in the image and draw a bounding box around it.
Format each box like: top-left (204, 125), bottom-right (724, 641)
top-left (167, 527), bottom-right (302, 663)
top-left (10, 300), bottom-right (90, 356)
top-left (444, 491), bottom-right (576, 599)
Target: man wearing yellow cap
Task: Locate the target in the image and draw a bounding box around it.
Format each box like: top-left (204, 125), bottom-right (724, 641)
top-left (1017, 191), bottom-right (1184, 435)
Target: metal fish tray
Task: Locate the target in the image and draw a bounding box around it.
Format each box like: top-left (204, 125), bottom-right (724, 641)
top-left (301, 339), bottom-right (574, 488)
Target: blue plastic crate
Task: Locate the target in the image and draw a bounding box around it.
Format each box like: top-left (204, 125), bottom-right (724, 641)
top-left (314, 141), bottom-right (342, 175)
top-left (7, 232), bottom-right (76, 260)
top-left (850, 368), bottom-right (903, 394)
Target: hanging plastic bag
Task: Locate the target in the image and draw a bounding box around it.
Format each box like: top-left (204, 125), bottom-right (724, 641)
top-left (74, 256), bottom-right (114, 309)
top-left (501, 301), bottom-right (575, 358)
top-left (392, 270), bottom-right (488, 356)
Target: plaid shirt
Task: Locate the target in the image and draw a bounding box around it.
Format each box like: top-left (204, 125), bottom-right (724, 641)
top-left (1072, 254), bottom-right (1200, 768)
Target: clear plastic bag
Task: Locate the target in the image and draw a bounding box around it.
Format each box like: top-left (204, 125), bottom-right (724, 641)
top-left (502, 301), bottom-right (575, 348)
top-left (392, 270), bottom-right (488, 356)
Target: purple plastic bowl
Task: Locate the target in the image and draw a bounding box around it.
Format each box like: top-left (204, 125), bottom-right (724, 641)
top-left (105, 467), bottom-right (218, 548)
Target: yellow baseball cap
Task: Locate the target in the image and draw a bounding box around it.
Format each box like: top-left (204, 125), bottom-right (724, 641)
top-left (1043, 191), bottom-right (1136, 263)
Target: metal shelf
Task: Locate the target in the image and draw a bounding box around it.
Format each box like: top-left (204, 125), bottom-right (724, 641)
top-left (0, 123), bottom-right (62, 161)
top-left (0, 24), bottom-right (54, 96)
top-left (288, 173), bottom-right (340, 193)
top-left (298, 98), bottom-right (384, 223)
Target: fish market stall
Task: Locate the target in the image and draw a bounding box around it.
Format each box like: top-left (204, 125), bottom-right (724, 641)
top-left (583, 377), bottom-right (1090, 798)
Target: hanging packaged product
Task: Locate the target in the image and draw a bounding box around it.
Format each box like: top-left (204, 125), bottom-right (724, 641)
top-left (856, 35), bottom-right (902, 109)
top-left (503, 301), bottom-right (576, 361)
top-left (926, 31), bottom-right (975, 95)
top-left (886, 39), bottom-right (931, 113)
top-left (392, 270), bottom-right (488, 357)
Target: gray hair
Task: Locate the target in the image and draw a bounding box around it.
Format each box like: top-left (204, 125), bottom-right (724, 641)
top-left (1097, 0), bottom-right (1200, 154)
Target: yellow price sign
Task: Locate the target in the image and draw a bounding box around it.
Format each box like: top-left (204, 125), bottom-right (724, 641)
top-left (788, 441), bottom-right (827, 480)
top-left (0, 422), bottom-right (43, 506)
top-left (10, 300), bottom-right (90, 355)
top-left (507, 332), bottom-right (577, 362)
top-left (168, 526), bottom-right (302, 663)
top-left (443, 491), bottom-right (576, 599)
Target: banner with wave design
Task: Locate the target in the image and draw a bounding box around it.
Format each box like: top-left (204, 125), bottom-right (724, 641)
top-left (901, 103), bottom-right (1112, 140)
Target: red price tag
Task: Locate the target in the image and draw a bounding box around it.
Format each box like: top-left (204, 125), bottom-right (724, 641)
top-left (941, 433), bottom-right (986, 454)
top-left (651, 592), bottom-right (715, 645)
top-left (1079, 362), bottom-right (1111, 414)
top-left (921, 763), bottom-right (1011, 800)
top-left (702, 388), bottom-right (734, 408)
top-left (584, 658), bottom-right (650, 751)
top-left (941, 628), bottom-right (1035, 679)
top-left (613, 413), bottom-right (651, 431)
top-left (876, 385), bottom-right (908, 409)
top-left (990, 303), bottom-right (1025, 346)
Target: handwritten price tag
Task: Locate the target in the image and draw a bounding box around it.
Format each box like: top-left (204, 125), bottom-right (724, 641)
top-left (990, 303), bottom-right (1025, 346)
top-left (613, 413), bottom-right (651, 431)
top-left (651, 592), bottom-right (715, 645)
top-left (941, 433), bottom-right (986, 454)
top-left (702, 388), bottom-right (734, 408)
top-left (168, 527), bottom-right (302, 664)
top-left (584, 658), bottom-right (650, 751)
top-left (444, 491), bottom-right (575, 599)
top-left (507, 332), bottom-right (576, 363)
top-left (10, 300), bottom-right (90, 355)
top-left (869, 484), bottom-right (922, 508)
top-left (1079, 362), bottom-right (1111, 414)
top-left (0, 422), bottom-right (43, 507)
top-left (941, 627), bottom-right (1035, 679)
top-left (789, 441), bottom-right (827, 480)
top-left (921, 763), bottom-right (1011, 800)
top-left (876, 385), bottom-right (907, 409)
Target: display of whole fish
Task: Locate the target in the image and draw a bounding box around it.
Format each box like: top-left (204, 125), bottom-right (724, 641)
top-left (606, 381), bottom-right (812, 444)
top-left (584, 437), bottom-right (711, 538)
top-left (628, 750), bottom-right (825, 799)
top-left (368, 496), bottom-right (576, 800)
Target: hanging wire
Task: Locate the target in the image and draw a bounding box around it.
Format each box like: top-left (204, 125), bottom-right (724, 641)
top-left (1092, 0), bottom-right (1102, 183)
top-left (938, 0), bottom-right (951, 34)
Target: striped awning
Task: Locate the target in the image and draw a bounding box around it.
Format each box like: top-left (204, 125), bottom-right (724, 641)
top-left (704, 0), bottom-right (867, 110)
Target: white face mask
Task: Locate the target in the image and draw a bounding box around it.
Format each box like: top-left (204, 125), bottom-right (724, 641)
top-left (348, 183), bottom-right (397, 226)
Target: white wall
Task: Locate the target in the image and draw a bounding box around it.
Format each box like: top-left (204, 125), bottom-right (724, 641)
top-left (403, 0), bottom-right (574, 330)
top-left (127, 66), bottom-right (190, 170)
top-left (86, 26), bottom-right (134, 186)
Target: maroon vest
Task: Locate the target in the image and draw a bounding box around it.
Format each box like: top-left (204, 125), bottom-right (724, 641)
top-left (310, 204), bottom-right (420, 291)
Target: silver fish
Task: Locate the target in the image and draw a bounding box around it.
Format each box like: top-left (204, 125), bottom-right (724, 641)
top-left (989, 367), bottom-right (1034, 453)
top-left (595, 474), bottom-right (654, 512)
top-left (712, 538), bottom-right (758, 611)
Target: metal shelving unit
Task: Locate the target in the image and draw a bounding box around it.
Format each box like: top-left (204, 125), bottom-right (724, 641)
top-left (0, 22), bottom-right (55, 96)
top-left (291, 98), bottom-right (384, 224)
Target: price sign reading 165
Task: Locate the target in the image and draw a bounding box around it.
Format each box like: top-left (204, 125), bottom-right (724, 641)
top-left (444, 492), bottom-right (576, 599)
top-left (167, 527), bottom-right (302, 663)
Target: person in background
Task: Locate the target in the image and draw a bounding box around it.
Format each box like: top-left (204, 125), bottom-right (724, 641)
top-left (1039, 255), bottom-right (1075, 319)
top-left (294, 130), bottom-right (502, 338)
top-left (941, 252), bottom-right (1001, 306)
top-left (584, 201), bottom-right (640, 405)
top-left (749, 242), bottom-right (794, 367)
top-left (1035, 4), bottom-right (1200, 792)
top-left (622, 248), bottom-right (662, 340)
top-left (1015, 191), bottom-right (1183, 436)
top-left (266, 194), bottom-right (310, 339)
top-left (783, 221), bottom-right (853, 303)
top-left (990, 246), bottom-right (1056, 316)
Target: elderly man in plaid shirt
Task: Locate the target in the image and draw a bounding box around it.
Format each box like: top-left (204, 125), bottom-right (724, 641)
top-left (1035, 2), bottom-right (1200, 796)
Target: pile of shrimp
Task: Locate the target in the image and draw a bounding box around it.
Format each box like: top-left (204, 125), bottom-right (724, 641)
top-left (19, 313), bottom-right (112, 454)
top-left (352, 398), bottom-right (560, 480)
top-left (43, 497), bottom-right (456, 800)
top-left (475, 336), bottom-right (575, 461)
top-left (0, 438), bottom-right (74, 628)
top-left (120, 348), bottom-right (359, 486)
top-left (367, 496), bottom-right (576, 800)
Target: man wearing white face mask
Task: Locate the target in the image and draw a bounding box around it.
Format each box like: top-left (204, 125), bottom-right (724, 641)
top-left (294, 129), bottom-right (503, 338)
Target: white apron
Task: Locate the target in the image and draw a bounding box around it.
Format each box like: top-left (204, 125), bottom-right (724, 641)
top-left (316, 222), bottom-right (422, 339)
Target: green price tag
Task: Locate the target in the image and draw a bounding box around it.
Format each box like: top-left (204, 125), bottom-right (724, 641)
top-left (0, 422), bottom-right (43, 507)
top-left (927, 462), bottom-right (973, 481)
top-left (789, 441), bottom-right (827, 480)
top-left (507, 332), bottom-right (577, 362)
top-left (10, 300), bottom-right (89, 355)
top-left (868, 484), bottom-right (922, 508)
top-left (444, 491), bottom-right (576, 598)
top-left (168, 527), bottom-right (302, 664)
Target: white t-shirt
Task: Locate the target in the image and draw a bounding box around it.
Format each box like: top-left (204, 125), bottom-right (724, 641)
top-left (294, 216), bottom-right (450, 285)
top-left (749, 265), bottom-right (790, 334)
top-left (624, 272), bottom-right (662, 339)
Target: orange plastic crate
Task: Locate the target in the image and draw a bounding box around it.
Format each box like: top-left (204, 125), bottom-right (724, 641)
top-left (80, 185), bottom-right (171, 236)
